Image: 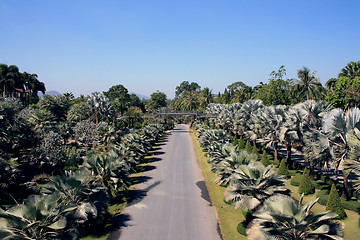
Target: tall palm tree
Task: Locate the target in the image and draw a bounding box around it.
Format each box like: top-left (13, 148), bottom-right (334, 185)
top-left (248, 194), bottom-right (343, 240)
top-left (254, 105), bottom-right (287, 161)
top-left (338, 61), bottom-right (360, 80)
top-left (199, 87), bottom-right (213, 109)
top-left (295, 67), bottom-right (324, 100)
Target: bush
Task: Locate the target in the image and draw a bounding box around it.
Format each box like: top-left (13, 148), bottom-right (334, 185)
top-left (237, 222), bottom-right (247, 236)
top-left (232, 136), bottom-right (238, 146)
top-left (277, 158), bottom-right (290, 177)
top-left (326, 184), bottom-right (347, 220)
top-left (260, 150), bottom-right (271, 167)
top-left (238, 137), bottom-right (245, 149)
top-left (291, 173), bottom-right (302, 186)
top-left (244, 140), bottom-right (252, 153)
top-left (298, 168), bottom-right (315, 195)
top-left (341, 200), bottom-right (360, 214)
top-left (252, 145), bottom-right (259, 155)
top-left (317, 189), bottom-right (330, 205)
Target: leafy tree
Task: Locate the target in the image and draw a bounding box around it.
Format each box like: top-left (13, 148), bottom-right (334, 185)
top-left (232, 136), bottom-right (238, 146)
top-left (147, 91), bottom-right (167, 112)
top-left (38, 130), bottom-right (66, 167)
top-left (105, 84), bottom-right (130, 115)
top-left (175, 81), bottom-right (201, 98)
top-left (298, 168), bottom-right (315, 195)
top-left (248, 194), bottom-right (343, 240)
top-left (325, 76), bottom-right (360, 109)
top-left (326, 184), bottom-right (347, 220)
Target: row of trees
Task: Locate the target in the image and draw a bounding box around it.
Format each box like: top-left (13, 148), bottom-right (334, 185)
top-left (170, 61), bottom-right (360, 112)
top-left (205, 99), bottom-right (360, 199)
top-left (0, 78), bottom-right (174, 239)
top-left (193, 123), bottom-right (343, 239)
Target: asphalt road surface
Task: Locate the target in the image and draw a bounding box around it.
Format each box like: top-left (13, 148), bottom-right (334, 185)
top-left (108, 124), bottom-right (222, 240)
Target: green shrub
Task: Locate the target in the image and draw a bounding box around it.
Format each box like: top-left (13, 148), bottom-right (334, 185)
top-left (238, 137), bottom-right (245, 149)
top-left (290, 173), bottom-right (302, 186)
top-left (317, 189), bottom-right (330, 205)
top-left (232, 136), bottom-right (238, 146)
top-left (277, 158), bottom-right (290, 177)
top-left (237, 222), bottom-right (247, 236)
top-left (244, 140), bottom-right (252, 153)
top-left (326, 184), bottom-right (347, 220)
top-left (260, 150), bottom-right (271, 167)
top-left (298, 168), bottom-right (315, 195)
top-left (288, 170), bottom-right (298, 176)
top-left (252, 145), bottom-right (259, 155)
top-left (341, 199), bottom-right (360, 214)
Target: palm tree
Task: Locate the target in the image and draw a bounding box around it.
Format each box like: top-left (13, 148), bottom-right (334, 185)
top-left (199, 87), bottom-right (213, 109)
top-left (248, 194), bottom-right (344, 240)
top-left (320, 107), bottom-right (360, 198)
top-left (338, 61), bottom-right (360, 80)
top-left (0, 64), bottom-right (21, 97)
top-left (254, 105), bottom-right (287, 161)
top-left (295, 67), bottom-right (324, 100)
top-left (214, 150), bottom-right (257, 185)
top-left (224, 162), bottom-right (288, 210)
top-left (344, 129), bottom-right (360, 193)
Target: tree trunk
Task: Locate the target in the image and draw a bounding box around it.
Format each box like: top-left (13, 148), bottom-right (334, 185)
top-left (286, 143), bottom-right (292, 170)
top-left (341, 171), bottom-right (350, 199)
top-left (274, 142), bottom-right (278, 162)
top-left (309, 161), bottom-right (315, 180)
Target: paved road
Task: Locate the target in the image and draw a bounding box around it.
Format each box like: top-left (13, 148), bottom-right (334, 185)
top-left (108, 124), bottom-right (222, 240)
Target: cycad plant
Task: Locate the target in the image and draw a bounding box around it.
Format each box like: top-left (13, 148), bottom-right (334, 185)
top-left (248, 194), bottom-right (344, 240)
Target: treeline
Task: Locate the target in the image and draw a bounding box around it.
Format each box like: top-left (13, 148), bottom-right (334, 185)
top-left (170, 61), bottom-right (360, 111)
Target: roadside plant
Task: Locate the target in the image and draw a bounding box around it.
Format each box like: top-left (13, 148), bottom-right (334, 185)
top-left (248, 194), bottom-right (344, 240)
top-left (225, 162), bottom-right (289, 210)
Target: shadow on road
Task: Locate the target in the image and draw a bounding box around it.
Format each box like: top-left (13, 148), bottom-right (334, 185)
top-left (131, 175), bottom-right (152, 185)
top-left (107, 213), bottom-right (132, 240)
top-left (127, 181), bottom-right (161, 207)
top-left (196, 181), bottom-right (212, 206)
top-left (154, 151), bottom-right (165, 155)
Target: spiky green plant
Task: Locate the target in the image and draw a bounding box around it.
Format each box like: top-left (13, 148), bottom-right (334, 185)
top-left (225, 162), bottom-right (289, 210)
top-left (248, 194), bottom-right (344, 240)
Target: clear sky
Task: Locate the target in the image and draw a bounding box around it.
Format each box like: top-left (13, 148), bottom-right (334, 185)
top-left (1, 0), bottom-right (359, 99)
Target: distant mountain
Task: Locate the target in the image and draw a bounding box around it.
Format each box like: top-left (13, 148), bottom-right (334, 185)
top-left (39, 90), bottom-right (61, 97)
top-left (131, 93), bottom-right (150, 100)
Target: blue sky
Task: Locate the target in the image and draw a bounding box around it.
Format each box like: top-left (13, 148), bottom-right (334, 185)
top-left (1, 0), bottom-right (359, 99)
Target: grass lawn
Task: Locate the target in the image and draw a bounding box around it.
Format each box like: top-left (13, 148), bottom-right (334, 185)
top-left (285, 180), bottom-right (360, 240)
top-left (190, 130), bottom-right (247, 240)
top-left (81, 137), bottom-right (165, 240)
